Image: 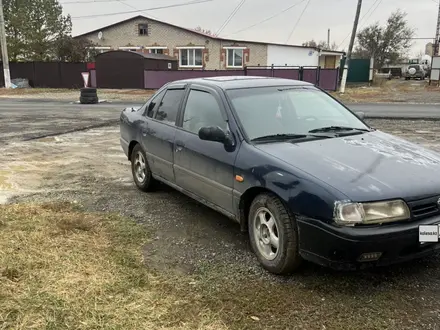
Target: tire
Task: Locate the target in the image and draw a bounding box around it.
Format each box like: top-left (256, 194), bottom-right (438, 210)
top-left (81, 91), bottom-right (97, 97)
top-left (80, 96), bottom-right (98, 104)
top-left (130, 144), bottom-right (158, 192)
top-left (248, 193), bottom-right (302, 275)
top-left (80, 87), bottom-right (97, 93)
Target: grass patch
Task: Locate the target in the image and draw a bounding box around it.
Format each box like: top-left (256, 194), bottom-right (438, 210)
top-left (0, 202), bottom-right (226, 329)
top-left (0, 202), bottom-right (436, 329)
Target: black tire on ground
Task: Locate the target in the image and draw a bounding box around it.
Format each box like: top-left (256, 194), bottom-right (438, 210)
top-left (130, 144), bottom-right (158, 192)
top-left (81, 91), bottom-right (97, 97)
top-left (248, 192), bottom-right (302, 275)
top-left (80, 87), bottom-right (97, 93)
top-left (80, 96), bottom-right (98, 104)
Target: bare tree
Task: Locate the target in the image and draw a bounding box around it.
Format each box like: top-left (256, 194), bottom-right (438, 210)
top-left (354, 10), bottom-right (415, 68)
top-left (302, 39), bottom-right (338, 50)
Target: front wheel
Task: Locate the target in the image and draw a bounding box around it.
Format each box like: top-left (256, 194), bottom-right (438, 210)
top-left (130, 144), bottom-right (158, 192)
top-left (248, 193), bottom-right (302, 275)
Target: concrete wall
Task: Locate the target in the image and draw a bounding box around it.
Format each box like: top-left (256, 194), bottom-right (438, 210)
top-left (81, 17), bottom-right (267, 70)
top-left (267, 45), bottom-right (319, 67)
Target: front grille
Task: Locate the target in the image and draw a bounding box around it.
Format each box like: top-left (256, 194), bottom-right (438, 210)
top-left (407, 196), bottom-right (440, 220)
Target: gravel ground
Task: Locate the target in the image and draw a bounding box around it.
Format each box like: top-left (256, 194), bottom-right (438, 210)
top-left (1, 79), bottom-right (440, 104)
top-left (335, 79), bottom-right (440, 104)
top-left (2, 119), bottom-right (440, 328)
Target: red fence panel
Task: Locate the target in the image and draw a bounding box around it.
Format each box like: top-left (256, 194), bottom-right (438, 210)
top-left (318, 68), bottom-right (339, 91)
top-left (272, 69), bottom-right (300, 80)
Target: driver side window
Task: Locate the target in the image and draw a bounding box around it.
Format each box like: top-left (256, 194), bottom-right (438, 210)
top-left (182, 89), bottom-right (227, 135)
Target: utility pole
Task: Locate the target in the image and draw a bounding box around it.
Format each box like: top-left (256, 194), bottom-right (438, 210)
top-left (0, 0), bottom-right (11, 88)
top-left (339, 0), bottom-right (362, 94)
top-left (434, 1), bottom-right (440, 56)
top-left (327, 29), bottom-right (330, 49)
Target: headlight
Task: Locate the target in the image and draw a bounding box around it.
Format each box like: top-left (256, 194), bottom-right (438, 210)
top-left (333, 200), bottom-right (410, 225)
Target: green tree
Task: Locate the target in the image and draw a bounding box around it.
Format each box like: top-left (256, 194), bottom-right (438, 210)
top-left (54, 36), bottom-right (99, 62)
top-left (3, 0), bottom-right (72, 61)
top-left (354, 10), bottom-right (415, 68)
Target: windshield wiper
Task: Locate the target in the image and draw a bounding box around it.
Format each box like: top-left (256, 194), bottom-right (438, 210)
top-left (251, 133), bottom-right (333, 142)
top-left (308, 126), bottom-right (370, 134)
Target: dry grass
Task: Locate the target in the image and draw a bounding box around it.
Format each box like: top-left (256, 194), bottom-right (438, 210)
top-left (0, 202), bottom-right (436, 330)
top-left (0, 88), bottom-right (155, 101)
top-left (0, 202), bottom-right (226, 330)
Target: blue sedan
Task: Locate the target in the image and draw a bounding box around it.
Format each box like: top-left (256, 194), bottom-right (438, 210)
top-left (119, 76), bottom-right (440, 274)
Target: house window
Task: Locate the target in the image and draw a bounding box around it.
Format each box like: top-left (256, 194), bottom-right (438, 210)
top-left (150, 49), bottom-right (164, 54)
top-left (226, 48), bottom-right (244, 68)
top-left (138, 24), bottom-right (148, 36)
top-left (179, 48), bottom-right (203, 67)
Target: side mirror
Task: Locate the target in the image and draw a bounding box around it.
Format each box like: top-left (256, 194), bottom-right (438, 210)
top-left (199, 126), bottom-right (227, 143)
top-left (355, 111), bottom-right (365, 120)
top-left (198, 126), bottom-right (235, 149)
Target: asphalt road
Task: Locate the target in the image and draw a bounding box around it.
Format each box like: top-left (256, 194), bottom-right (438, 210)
top-left (349, 103), bottom-right (440, 119)
top-left (0, 99), bottom-right (439, 144)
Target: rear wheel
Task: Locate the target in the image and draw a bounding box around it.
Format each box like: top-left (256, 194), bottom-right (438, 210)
top-left (130, 144), bottom-right (158, 192)
top-left (248, 193), bottom-right (302, 275)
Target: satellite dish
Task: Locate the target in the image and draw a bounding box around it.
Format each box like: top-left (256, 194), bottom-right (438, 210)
top-left (98, 31), bottom-right (103, 40)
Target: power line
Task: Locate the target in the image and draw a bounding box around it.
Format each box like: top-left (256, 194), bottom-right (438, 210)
top-left (222, 0), bottom-right (308, 37)
top-left (71, 0), bottom-right (214, 19)
top-left (215, 0), bottom-right (246, 36)
top-left (113, 0), bottom-right (160, 19)
top-left (285, 0), bottom-right (311, 44)
top-left (337, 0), bottom-right (382, 49)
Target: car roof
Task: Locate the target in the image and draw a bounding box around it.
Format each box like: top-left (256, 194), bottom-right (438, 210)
top-left (167, 76), bottom-right (313, 90)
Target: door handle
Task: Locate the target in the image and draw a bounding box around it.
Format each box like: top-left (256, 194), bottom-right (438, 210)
top-left (175, 140), bottom-right (184, 152)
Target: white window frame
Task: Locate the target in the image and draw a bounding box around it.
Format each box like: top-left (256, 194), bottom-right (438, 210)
top-left (224, 46), bottom-right (246, 68)
top-left (118, 46), bottom-right (142, 52)
top-left (177, 46), bottom-right (204, 68)
top-left (145, 46), bottom-right (167, 54)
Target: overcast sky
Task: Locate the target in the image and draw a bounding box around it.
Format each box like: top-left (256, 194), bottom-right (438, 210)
top-left (62, 0), bottom-right (438, 57)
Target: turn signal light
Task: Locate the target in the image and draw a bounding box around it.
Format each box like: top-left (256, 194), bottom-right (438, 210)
top-left (357, 252), bottom-right (382, 262)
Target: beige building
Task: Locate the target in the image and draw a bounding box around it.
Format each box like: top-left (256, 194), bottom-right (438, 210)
top-left (74, 15), bottom-right (343, 70)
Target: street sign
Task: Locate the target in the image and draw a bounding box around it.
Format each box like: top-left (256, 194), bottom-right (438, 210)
top-left (81, 72), bottom-right (90, 88)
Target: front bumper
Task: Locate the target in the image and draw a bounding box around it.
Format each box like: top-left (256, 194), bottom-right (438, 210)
top-left (297, 215), bottom-right (440, 270)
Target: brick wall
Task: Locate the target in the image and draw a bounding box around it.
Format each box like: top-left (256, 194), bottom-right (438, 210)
top-left (82, 17), bottom-right (268, 70)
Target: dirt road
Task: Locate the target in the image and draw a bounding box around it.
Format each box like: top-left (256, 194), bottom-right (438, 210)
top-left (1, 118), bottom-right (440, 329)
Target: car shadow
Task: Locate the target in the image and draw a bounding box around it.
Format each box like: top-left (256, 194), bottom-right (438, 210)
top-left (144, 182), bottom-right (440, 285)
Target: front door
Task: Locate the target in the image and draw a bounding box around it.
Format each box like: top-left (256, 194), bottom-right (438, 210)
top-left (142, 86), bottom-right (186, 183)
top-left (173, 86), bottom-right (238, 214)
top-left (325, 55), bottom-right (336, 69)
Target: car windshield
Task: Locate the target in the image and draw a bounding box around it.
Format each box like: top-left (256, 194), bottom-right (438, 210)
top-left (226, 86), bottom-right (370, 141)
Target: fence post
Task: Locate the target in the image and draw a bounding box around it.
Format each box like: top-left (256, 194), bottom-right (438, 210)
top-left (299, 67), bottom-right (304, 81)
top-left (335, 67), bottom-right (340, 91)
top-left (316, 66), bottom-right (321, 87)
top-left (271, 64), bottom-right (274, 77)
top-left (244, 66), bottom-right (247, 76)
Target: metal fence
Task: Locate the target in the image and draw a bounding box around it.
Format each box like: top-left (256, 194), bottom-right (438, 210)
top-left (144, 66), bottom-right (340, 91)
top-left (0, 63), bottom-right (340, 91)
top-left (0, 62), bottom-right (89, 88)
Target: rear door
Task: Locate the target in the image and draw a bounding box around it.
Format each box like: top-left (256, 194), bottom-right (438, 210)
top-left (173, 85), bottom-right (238, 214)
top-left (142, 84), bottom-right (186, 184)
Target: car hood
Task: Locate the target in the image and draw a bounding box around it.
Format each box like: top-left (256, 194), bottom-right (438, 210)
top-left (255, 130), bottom-right (440, 202)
